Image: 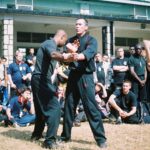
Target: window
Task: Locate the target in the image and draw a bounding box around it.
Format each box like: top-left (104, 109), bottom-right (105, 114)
top-left (32, 33), bottom-right (46, 43)
top-left (115, 37), bottom-right (139, 46)
top-left (17, 32), bottom-right (54, 43)
top-left (17, 32), bottom-right (31, 42)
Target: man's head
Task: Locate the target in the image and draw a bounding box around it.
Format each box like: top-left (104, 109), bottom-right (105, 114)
top-left (1, 56), bottom-right (7, 65)
top-left (18, 86), bottom-right (31, 100)
top-left (15, 51), bottom-right (23, 63)
top-left (29, 48), bottom-right (34, 55)
top-left (116, 48), bottom-right (124, 58)
top-left (54, 29), bottom-right (68, 47)
top-left (95, 52), bottom-right (102, 62)
top-left (122, 80), bottom-right (132, 94)
top-left (102, 54), bottom-right (109, 62)
top-left (129, 46), bottom-right (135, 55)
top-left (75, 18), bottom-right (88, 36)
top-left (134, 44), bottom-right (142, 56)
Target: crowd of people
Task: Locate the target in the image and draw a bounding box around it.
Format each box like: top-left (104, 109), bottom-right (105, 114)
top-left (0, 18), bottom-right (150, 149)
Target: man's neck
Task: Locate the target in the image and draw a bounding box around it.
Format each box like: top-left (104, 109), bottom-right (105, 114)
top-left (123, 90), bottom-right (129, 95)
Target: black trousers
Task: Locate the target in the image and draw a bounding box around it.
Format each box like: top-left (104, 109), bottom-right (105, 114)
top-left (61, 71), bottom-right (106, 144)
top-left (31, 75), bottom-right (61, 143)
top-left (131, 76), bottom-right (147, 102)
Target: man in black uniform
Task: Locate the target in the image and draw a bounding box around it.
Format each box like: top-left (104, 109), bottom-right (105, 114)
top-left (112, 48), bottom-right (129, 90)
top-left (128, 44), bottom-right (147, 102)
top-left (60, 18), bottom-right (107, 148)
top-left (95, 52), bottom-right (105, 85)
top-left (108, 80), bottom-right (139, 124)
top-left (31, 29), bottom-right (73, 149)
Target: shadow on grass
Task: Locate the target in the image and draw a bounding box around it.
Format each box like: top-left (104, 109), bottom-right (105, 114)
top-left (0, 129), bottom-right (32, 141)
top-left (72, 139), bottom-right (94, 145)
top-left (71, 147), bottom-right (91, 150)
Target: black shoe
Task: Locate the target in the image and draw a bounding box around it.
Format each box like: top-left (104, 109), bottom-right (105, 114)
top-left (98, 142), bottom-right (107, 148)
top-left (42, 141), bottom-right (59, 149)
top-left (73, 121), bottom-right (81, 127)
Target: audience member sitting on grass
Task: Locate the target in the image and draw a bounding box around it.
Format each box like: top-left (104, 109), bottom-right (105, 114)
top-left (0, 104), bottom-right (7, 125)
top-left (73, 100), bottom-right (87, 127)
top-left (95, 82), bottom-right (110, 119)
top-left (5, 87), bottom-right (35, 127)
top-left (108, 80), bottom-right (140, 124)
top-left (0, 78), bottom-right (9, 109)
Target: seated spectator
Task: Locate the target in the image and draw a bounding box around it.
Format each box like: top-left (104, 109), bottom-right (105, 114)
top-left (73, 100), bottom-right (87, 127)
top-left (0, 104), bottom-right (7, 125)
top-left (108, 80), bottom-right (140, 124)
top-left (0, 78), bottom-right (8, 108)
top-left (6, 87), bottom-right (35, 127)
top-left (95, 82), bottom-right (110, 119)
top-left (73, 82), bottom-right (109, 126)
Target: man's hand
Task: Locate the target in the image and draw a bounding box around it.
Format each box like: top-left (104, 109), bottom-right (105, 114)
top-left (8, 114), bottom-right (14, 120)
top-left (22, 75), bottom-right (27, 81)
top-left (63, 53), bottom-right (75, 62)
top-left (139, 79), bottom-right (146, 86)
top-left (10, 83), bottom-right (16, 89)
top-left (66, 43), bottom-right (78, 53)
top-left (120, 111), bottom-right (129, 118)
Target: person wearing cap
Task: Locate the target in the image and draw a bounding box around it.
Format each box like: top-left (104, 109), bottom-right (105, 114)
top-left (128, 43), bottom-right (147, 102)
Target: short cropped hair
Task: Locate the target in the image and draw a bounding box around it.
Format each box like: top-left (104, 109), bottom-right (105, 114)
top-left (76, 18), bottom-right (88, 26)
top-left (123, 80), bottom-right (132, 86)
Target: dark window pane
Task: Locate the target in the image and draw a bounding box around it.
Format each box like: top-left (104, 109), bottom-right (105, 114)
top-left (116, 37), bottom-right (138, 46)
top-left (32, 33), bottom-right (46, 43)
top-left (115, 37), bottom-right (126, 46)
top-left (47, 33), bottom-right (54, 39)
top-left (17, 32), bottom-right (31, 42)
top-left (127, 38), bottom-right (139, 46)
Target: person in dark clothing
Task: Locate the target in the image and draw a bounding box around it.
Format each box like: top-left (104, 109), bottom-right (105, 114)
top-left (26, 48), bottom-right (36, 72)
top-left (60, 18), bottom-right (107, 148)
top-left (112, 48), bottom-right (129, 90)
top-left (128, 44), bottom-right (147, 102)
top-left (108, 80), bottom-right (139, 124)
top-left (30, 29), bottom-right (74, 149)
top-left (95, 52), bottom-right (105, 85)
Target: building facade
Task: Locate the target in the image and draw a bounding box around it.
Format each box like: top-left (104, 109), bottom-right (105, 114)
top-left (0, 0), bottom-right (150, 63)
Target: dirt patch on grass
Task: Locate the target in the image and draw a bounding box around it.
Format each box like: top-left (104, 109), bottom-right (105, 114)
top-left (0, 122), bottom-right (150, 150)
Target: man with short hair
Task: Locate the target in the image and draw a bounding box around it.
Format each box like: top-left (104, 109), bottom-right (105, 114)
top-left (108, 80), bottom-right (139, 124)
top-left (95, 52), bottom-right (105, 85)
top-left (112, 48), bottom-right (129, 90)
top-left (31, 29), bottom-right (74, 149)
top-left (26, 48), bottom-right (36, 72)
top-left (60, 18), bottom-right (107, 148)
top-left (8, 52), bottom-right (32, 96)
top-left (128, 44), bottom-right (147, 102)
